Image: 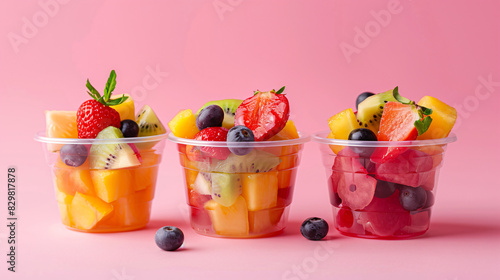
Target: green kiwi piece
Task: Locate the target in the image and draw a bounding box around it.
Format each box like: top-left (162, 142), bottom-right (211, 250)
top-left (197, 99), bottom-right (243, 129)
top-left (356, 89), bottom-right (397, 134)
top-left (211, 173), bottom-right (241, 207)
top-left (136, 105), bottom-right (167, 137)
top-left (212, 149), bottom-right (281, 173)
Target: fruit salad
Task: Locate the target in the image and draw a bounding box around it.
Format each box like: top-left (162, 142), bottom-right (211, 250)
top-left (318, 87), bottom-right (457, 239)
top-left (37, 70), bottom-right (167, 232)
top-left (168, 87), bottom-right (309, 238)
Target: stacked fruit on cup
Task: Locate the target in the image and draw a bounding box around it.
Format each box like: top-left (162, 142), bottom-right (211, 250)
top-left (44, 70), bottom-right (167, 232)
top-left (168, 87), bottom-right (305, 238)
top-left (326, 87), bottom-right (457, 238)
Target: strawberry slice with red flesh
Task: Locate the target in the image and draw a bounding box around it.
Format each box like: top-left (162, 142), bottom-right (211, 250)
top-left (235, 89), bottom-right (290, 141)
top-left (371, 102), bottom-right (420, 164)
top-left (188, 127), bottom-right (231, 161)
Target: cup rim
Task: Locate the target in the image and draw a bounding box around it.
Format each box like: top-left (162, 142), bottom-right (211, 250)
top-left (311, 130), bottom-right (457, 147)
top-left (167, 131), bottom-right (311, 147)
top-left (34, 130), bottom-right (169, 144)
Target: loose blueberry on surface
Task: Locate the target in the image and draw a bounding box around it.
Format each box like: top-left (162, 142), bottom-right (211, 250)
top-left (155, 226), bottom-right (184, 251)
top-left (355, 92), bottom-right (375, 110)
top-left (60, 144), bottom-right (88, 167)
top-left (348, 128), bottom-right (377, 158)
top-left (227, 125), bottom-right (255, 156)
top-left (301, 217), bottom-right (329, 240)
top-left (196, 105), bottom-right (224, 130)
top-left (399, 186), bottom-right (427, 211)
top-left (374, 180), bottom-right (398, 198)
top-left (120, 119), bottom-right (139, 138)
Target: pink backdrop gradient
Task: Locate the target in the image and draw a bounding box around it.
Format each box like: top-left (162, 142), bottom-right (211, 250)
top-left (1, 0), bottom-right (499, 279)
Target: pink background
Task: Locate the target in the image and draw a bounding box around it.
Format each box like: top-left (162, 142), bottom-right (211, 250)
top-left (1, 0), bottom-right (499, 279)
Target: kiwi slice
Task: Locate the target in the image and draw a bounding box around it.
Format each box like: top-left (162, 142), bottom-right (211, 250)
top-left (136, 105), bottom-right (167, 137)
top-left (89, 126), bottom-right (141, 169)
top-left (197, 99), bottom-right (243, 129)
top-left (356, 89), bottom-right (397, 134)
top-left (211, 173), bottom-right (241, 207)
top-left (193, 172), bottom-right (212, 195)
top-left (212, 149), bottom-right (281, 173)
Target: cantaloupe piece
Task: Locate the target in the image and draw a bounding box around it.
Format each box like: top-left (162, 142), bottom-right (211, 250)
top-left (70, 192), bottom-right (113, 230)
top-left (53, 158), bottom-right (95, 196)
top-left (55, 188), bottom-right (74, 226)
top-left (90, 169), bottom-right (134, 203)
top-left (269, 120), bottom-right (300, 140)
top-left (133, 151), bottom-right (160, 191)
top-left (168, 109), bottom-right (200, 139)
top-left (204, 196), bottom-right (249, 236)
top-left (241, 172), bottom-right (278, 211)
top-left (106, 194), bottom-right (151, 227)
top-left (248, 208), bottom-right (285, 234)
top-left (110, 94), bottom-right (135, 121)
top-left (327, 132), bottom-right (344, 154)
top-left (417, 96), bottom-right (457, 140)
top-left (45, 111), bottom-right (78, 151)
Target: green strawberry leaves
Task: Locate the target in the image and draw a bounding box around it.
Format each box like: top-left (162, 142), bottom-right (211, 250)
top-left (275, 86), bottom-right (285, 94)
top-left (86, 70), bottom-right (128, 106)
top-left (392, 86), bottom-right (433, 136)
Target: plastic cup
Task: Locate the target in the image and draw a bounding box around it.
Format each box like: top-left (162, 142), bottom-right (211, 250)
top-left (168, 133), bottom-right (310, 238)
top-left (35, 131), bottom-right (167, 233)
top-left (312, 131), bottom-right (456, 239)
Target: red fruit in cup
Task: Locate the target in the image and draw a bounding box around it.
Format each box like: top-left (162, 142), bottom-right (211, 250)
top-left (191, 127), bottom-right (230, 160)
top-left (235, 87), bottom-right (290, 141)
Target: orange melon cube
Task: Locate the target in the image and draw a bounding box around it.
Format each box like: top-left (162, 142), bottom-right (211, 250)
top-left (248, 208), bottom-right (285, 234)
top-left (106, 194), bottom-right (151, 227)
top-left (70, 192), bottom-right (113, 230)
top-left (241, 172), bottom-right (278, 211)
top-left (204, 196), bottom-right (249, 236)
top-left (90, 169), bottom-right (133, 203)
top-left (55, 188), bottom-right (74, 226)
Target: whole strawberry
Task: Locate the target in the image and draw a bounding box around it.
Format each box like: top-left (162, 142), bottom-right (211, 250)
top-left (77, 70), bottom-right (129, 138)
top-left (235, 86), bottom-right (290, 141)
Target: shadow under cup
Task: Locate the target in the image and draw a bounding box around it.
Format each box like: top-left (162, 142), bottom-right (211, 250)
top-left (313, 131), bottom-right (456, 239)
top-left (168, 133), bottom-right (310, 238)
top-left (35, 132), bottom-right (167, 233)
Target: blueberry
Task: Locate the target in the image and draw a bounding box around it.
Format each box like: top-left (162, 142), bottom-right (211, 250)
top-left (155, 226), bottom-right (184, 251)
top-left (399, 186), bottom-right (427, 211)
top-left (227, 125), bottom-right (255, 156)
top-left (60, 144), bottom-right (88, 167)
top-left (120, 119), bottom-right (139, 138)
top-left (196, 105), bottom-right (224, 130)
top-left (348, 128), bottom-right (377, 158)
top-left (374, 180), bottom-right (398, 198)
top-left (356, 91), bottom-right (375, 110)
top-left (424, 190), bottom-right (434, 208)
top-left (301, 217), bottom-right (329, 240)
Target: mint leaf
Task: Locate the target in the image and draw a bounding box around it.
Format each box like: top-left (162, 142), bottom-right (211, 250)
top-left (106, 94), bottom-right (129, 106)
top-left (276, 86), bottom-right (285, 94)
top-left (393, 86), bottom-right (412, 105)
top-left (86, 79), bottom-right (101, 101)
top-left (420, 106), bottom-right (433, 116)
top-left (103, 70), bottom-right (117, 102)
top-left (414, 116), bottom-right (433, 136)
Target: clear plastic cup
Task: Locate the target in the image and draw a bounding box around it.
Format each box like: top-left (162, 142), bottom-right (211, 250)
top-left (168, 133), bottom-right (310, 238)
top-left (312, 131), bottom-right (456, 239)
top-left (35, 131), bottom-right (167, 233)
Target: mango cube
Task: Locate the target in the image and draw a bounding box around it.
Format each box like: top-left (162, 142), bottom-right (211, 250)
top-left (204, 196), bottom-right (249, 236)
top-left (70, 192), bottom-right (113, 230)
top-left (248, 208), bottom-right (285, 234)
top-left (417, 96), bottom-right (457, 140)
top-left (55, 188), bottom-right (74, 226)
top-left (90, 169), bottom-right (133, 203)
top-left (241, 172), bottom-right (278, 211)
top-left (168, 109), bottom-right (200, 139)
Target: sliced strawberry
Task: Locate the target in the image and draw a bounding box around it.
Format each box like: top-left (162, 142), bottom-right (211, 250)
top-left (190, 127), bottom-right (230, 160)
top-left (371, 102), bottom-right (420, 163)
top-left (234, 88), bottom-right (290, 141)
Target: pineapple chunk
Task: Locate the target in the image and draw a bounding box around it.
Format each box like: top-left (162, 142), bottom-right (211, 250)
top-left (110, 94), bottom-right (135, 121)
top-left (417, 96), bottom-right (457, 140)
top-left (241, 172), bottom-right (278, 211)
top-left (70, 192), bottom-right (113, 230)
top-left (204, 196), bottom-right (249, 236)
top-left (90, 169), bottom-right (134, 203)
top-left (168, 109), bottom-right (200, 139)
top-left (328, 108), bottom-right (361, 139)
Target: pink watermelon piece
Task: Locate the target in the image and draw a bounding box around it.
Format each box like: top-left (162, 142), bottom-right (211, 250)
top-left (375, 149), bottom-right (434, 188)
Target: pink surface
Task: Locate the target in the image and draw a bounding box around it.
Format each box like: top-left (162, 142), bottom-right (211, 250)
top-left (1, 0), bottom-right (499, 279)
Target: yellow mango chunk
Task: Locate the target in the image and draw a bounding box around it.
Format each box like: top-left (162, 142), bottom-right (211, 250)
top-left (204, 196), bottom-right (249, 236)
top-left (90, 169), bottom-right (134, 203)
top-left (248, 208), bottom-right (285, 234)
top-left (241, 172), bottom-right (278, 211)
top-left (70, 192), bottom-right (113, 230)
top-left (417, 96), bottom-right (457, 140)
top-left (168, 109), bottom-right (200, 139)
top-left (327, 131), bottom-right (344, 154)
top-left (328, 108), bottom-right (361, 139)
top-left (110, 94), bottom-right (135, 121)
top-left (270, 120), bottom-right (300, 140)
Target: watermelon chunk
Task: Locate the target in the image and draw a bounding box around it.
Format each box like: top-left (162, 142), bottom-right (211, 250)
top-left (375, 149), bottom-right (434, 188)
top-left (371, 102), bottom-right (420, 163)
